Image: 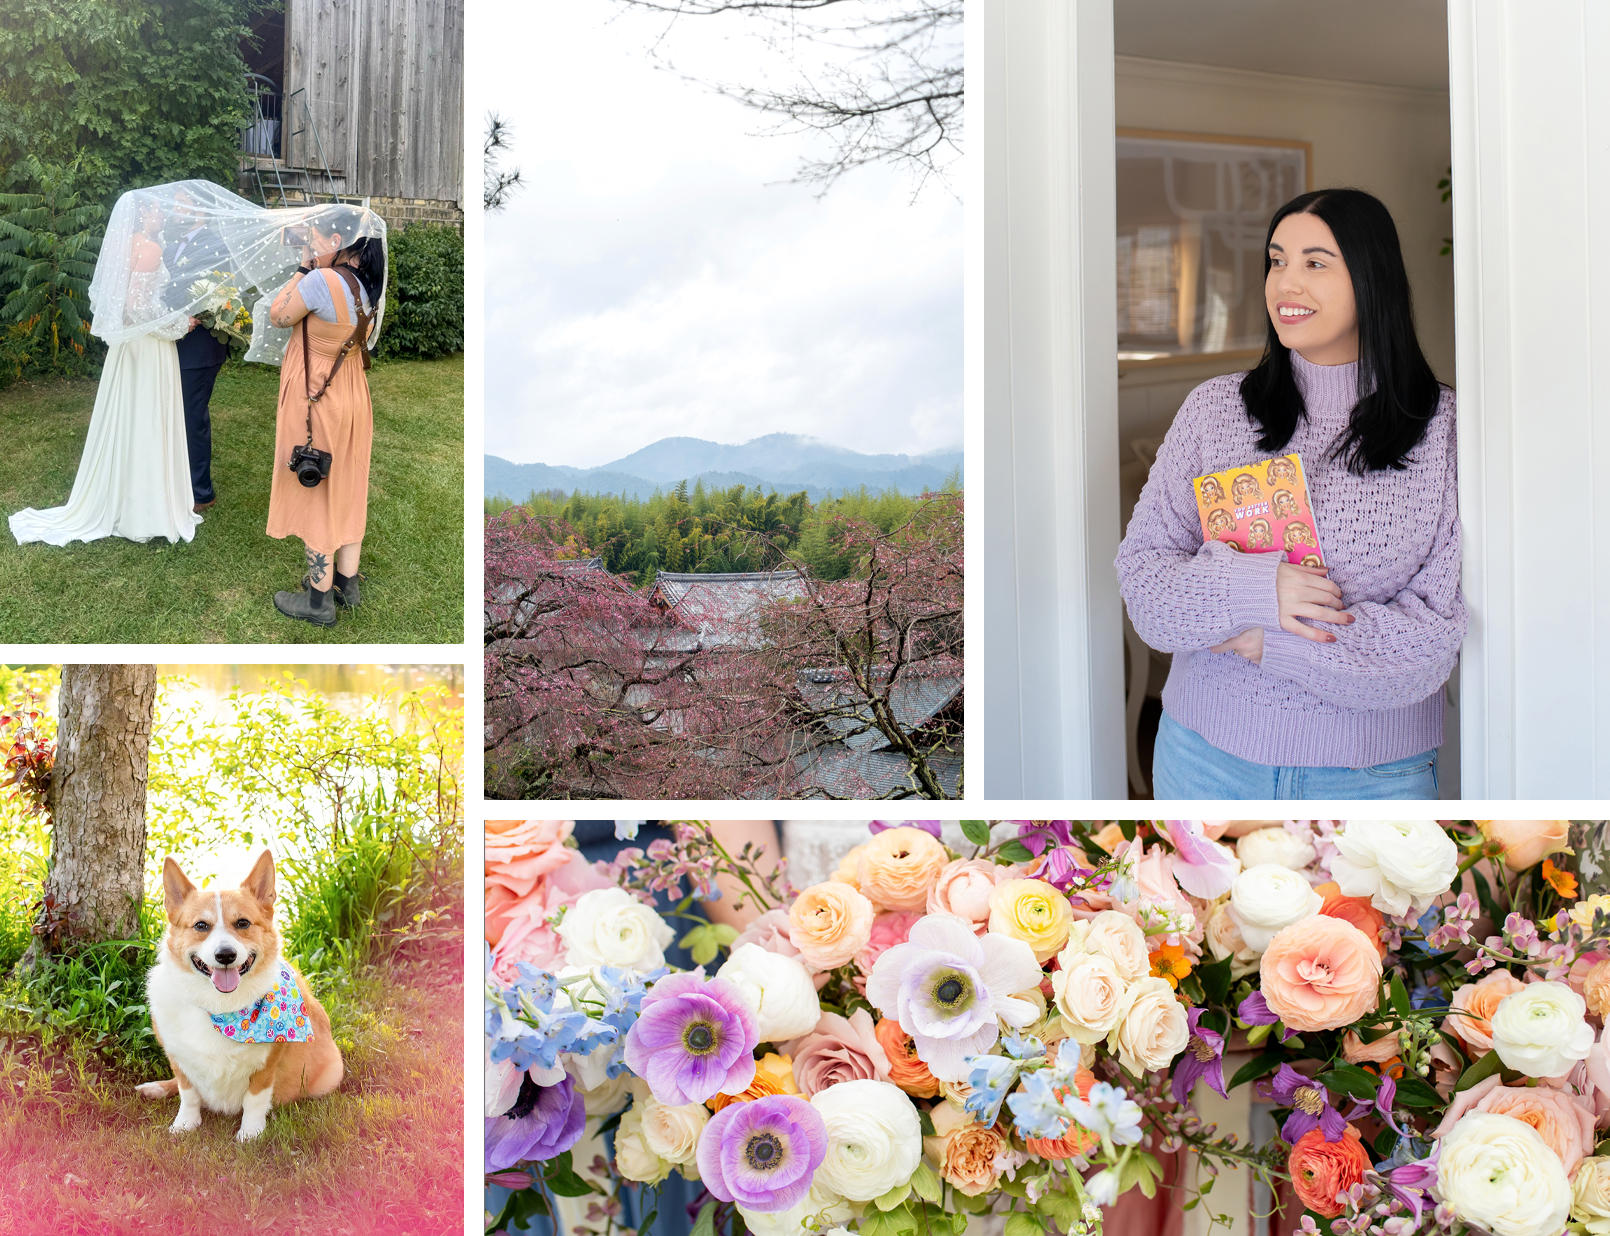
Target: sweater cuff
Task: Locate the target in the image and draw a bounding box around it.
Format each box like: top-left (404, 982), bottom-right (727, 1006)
top-left (1222, 549), bottom-right (1283, 634)
top-left (1258, 628), bottom-right (1312, 683)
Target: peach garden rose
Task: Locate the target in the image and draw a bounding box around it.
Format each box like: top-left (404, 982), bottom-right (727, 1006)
top-left (923, 1103), bottom-right (1005, 1196)
top-left (928, 857), bottom-right (1009, 933)
top-left (1479, 819), bottom-right (1572, 871)
top-left (1259, 914), bottom-right (1382, 1032)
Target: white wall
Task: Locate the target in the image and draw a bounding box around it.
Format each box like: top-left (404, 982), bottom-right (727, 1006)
top-left (1451, 0), bottom-right (1610, 796)
top-left (1114, 56), bottom-right (1455, 446)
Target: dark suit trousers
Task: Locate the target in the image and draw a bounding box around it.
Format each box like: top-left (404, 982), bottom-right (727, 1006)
top-left (180, 362), bottom-right (223, 505)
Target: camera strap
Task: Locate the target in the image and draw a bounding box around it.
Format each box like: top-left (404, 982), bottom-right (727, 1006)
top-left (300, 266), bottom-right (376, 448)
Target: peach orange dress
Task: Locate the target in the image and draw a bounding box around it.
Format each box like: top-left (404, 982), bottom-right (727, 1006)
top-left (265, 267), bottom-right (373, 555)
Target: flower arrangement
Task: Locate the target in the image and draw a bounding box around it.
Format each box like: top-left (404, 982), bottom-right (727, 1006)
top-left (186, 269), bottom-right (254, 345)
top-left (485, 818), bottom-right (1610, 1236)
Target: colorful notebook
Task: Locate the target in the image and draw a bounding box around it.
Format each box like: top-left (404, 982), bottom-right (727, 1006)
top-left (1193, 453), bottom-right (1325, 566)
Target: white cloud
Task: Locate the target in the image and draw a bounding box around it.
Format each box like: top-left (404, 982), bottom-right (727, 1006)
top-left (484, 1), bottom-right (962, 468)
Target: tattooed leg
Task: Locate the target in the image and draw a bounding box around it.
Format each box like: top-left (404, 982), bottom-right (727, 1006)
top-left (304, 545), bottom-right (332, 590)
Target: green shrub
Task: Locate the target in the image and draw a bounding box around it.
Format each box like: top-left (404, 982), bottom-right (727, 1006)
top-left (376, 223), bottom-right (464, 361)
top-left (0, 0), bottom-right (261, 202)
top-left (0, 158), bottom-right (107, 376)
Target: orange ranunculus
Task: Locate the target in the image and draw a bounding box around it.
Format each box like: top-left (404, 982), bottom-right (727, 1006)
top-left (707, 1053), bottom-right (799, 1111)
top-left (1260, 915), bottom-right (1382, 1032)
top-left (1025, 1068), bottom-right (1100, 1160)
top-left (857, 827), bottom-right (949, 911)
top-left (1149, 941), bottom-right (1193, 990)
top-left (1447, 969), bottom-right (1526, 1054)
top-left (1313, 881), bottom-right (1388, 959)
top-left (1289, 1125), bottom-right (1371, 1218)
top-left (873, 1015), bottom-right (940, 1098)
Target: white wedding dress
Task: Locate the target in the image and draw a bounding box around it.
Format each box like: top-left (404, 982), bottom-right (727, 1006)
top-left (9, 269), bottom-right (201, 546)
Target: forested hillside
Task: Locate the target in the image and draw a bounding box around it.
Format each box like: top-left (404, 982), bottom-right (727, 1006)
top-left (484, 474), bottom-right (960, 584)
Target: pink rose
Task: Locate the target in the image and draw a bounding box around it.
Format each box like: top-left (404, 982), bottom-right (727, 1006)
top-left (485, 819), bottom-right (575, 897)
top-left (1448, 969), bottom-right (1526, 1055)
top-left (732, 908), bottom-right (813, 966)
top-left (1259, 915), bottom-right (1382, 1032)
top-left (927, 859), bottom-right (1008, 933)
top-left (1433, 1075), bottom-right (1596, 1176)
top-left (856, 912), bottom-right (922, 975)
top-left (1341, 1024), bottom-right (1403, 1065)
top-left (781, 1009), bottom-right (891, 1097)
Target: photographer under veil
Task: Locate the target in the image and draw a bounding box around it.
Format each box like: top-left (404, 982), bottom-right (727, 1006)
top-left (262, 203), bottom-right (387, 628)
top-left (9, 188), bottom-right (204, 546)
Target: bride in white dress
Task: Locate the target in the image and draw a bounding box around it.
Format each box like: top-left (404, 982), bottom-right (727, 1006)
top-left (9, 191), bottom-right (201, 546)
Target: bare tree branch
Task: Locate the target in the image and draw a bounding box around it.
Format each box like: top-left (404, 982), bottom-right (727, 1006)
top-left (610, 0), bottom-right (962, 196)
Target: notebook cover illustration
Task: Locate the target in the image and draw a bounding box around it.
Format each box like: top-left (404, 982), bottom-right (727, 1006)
top-left (1193, 453), bottom-right (1324, 566)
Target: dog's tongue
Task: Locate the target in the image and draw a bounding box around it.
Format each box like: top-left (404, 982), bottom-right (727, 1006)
top-left (211, 967), bottom-right (240, 993)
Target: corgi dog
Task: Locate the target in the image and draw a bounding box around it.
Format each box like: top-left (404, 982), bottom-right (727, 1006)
top-left (136, 849), bottom-right (343, 1141)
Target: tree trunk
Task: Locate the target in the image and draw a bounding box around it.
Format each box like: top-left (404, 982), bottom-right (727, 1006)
top-left (29, 665), bottom-right (157, 959)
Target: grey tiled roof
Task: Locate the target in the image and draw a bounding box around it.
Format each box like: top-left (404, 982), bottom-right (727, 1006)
top-left (650, 569), bottom-right (805, 646)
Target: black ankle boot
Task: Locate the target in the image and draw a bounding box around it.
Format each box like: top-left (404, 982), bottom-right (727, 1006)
top-left (274, 583), bottom-right (337, 627)
top-left (333, 571), bottom-right (362, 608)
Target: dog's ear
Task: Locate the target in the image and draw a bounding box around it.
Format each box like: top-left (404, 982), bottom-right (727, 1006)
top-left (241, 849), bottom-right (276, 911)
top-left (162, 857), bottom-right (195, 922)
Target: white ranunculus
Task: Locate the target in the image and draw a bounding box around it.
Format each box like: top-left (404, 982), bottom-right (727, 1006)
top-left (1227, 864), bottom-right (1322, 953)
top-left (1438, 1112), bottom-right (1572, 1236)
top-left (716, 943), bottom-right (822, 1041)
top-left (615, 1100), bottom-right (672, 1185)
top-left (811, 1078), bottom-right (922, 1201)
top-left (555, 888), bottom-right (674, 972)
top-left (1236, 827), bottom-right (1317, 872)
top-left (640, 1096), bottom-right (709, 1169)
top-left (1051, 951), bottom-right (1129, 1044)
top-left (1330, 820), bottom-right (1459, 917)
top-left (1203, 899), bottom-right (1261, 978)
top-left (1490, 982), bottom-right (1597, 1078)
top-left (739, 1183), bottom-right (855, 1236)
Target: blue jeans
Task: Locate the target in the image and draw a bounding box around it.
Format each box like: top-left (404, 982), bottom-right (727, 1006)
top-left (1152, 710), bottom-right (1438, 800)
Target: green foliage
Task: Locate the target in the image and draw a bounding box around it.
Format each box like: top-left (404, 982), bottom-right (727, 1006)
top-left (677, 921), bottom-right (737, 966)
top-left (0, 0), bottom-right (262, 202)
top-left (487, 481), bottom-right (949, 587)
top-left (0, 158), bottom-right (106, 375)
top-left (376, 223), bottom-right (464, 361)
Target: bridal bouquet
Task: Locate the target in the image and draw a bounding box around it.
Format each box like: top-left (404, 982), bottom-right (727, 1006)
top-left (484, 819), bottom-right (1610, 1236)
top-left (186, 269), bottom-right (254, 346)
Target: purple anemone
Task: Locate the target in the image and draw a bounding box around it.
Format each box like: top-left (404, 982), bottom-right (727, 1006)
top-left (484, 1072), bottom-right (585, 1172)
top-left (1170, 1006), bottom-right (1227, 1105)
top-left (623, 970), bottom-right (759, 1106)
top-left (695, 1094), bottom-right (829, 1213)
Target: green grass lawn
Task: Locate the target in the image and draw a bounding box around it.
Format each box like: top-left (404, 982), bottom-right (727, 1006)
top-left (0, 949), bottom-right (464, 1236)
top-left (0, 355), bottom-right (464, 643)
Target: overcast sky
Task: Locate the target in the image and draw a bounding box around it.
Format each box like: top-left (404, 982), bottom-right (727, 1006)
top-left (483, 2), bottom-right (963, 469)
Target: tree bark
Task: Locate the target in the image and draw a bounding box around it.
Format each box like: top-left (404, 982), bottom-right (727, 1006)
top-left (29, 665), bottom-right (157, 958)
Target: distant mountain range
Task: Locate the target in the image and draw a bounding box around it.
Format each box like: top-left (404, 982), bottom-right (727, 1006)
top-left (485, 434), bottom-right (964, 503)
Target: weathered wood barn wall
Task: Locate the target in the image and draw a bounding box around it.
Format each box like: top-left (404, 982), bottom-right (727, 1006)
top-left (283, 0), bottom-right (464, 225)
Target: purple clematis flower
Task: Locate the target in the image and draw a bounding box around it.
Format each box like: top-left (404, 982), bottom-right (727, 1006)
top-left (485, 1072), bottom-right (585, 1171)
top-left (623, 970), bottom-right (759, 1106)
top-left (1170, 1007), bottom-right (1228, 1105)
top-left (1259, 1064), bottom-right (1362, 1144)
top-left (695, 1094), bottom-right (829, 1212)
top-left (1161, 820), bottom-right (1240, 899)
top-left (1381, 1142), bottom-right (1439, 1226)
top-left (1012, 820), bottom-right (1075, 858)
top-left (870, 819), bottom-right (944, 839)
top-left (1237, 990), bottom-right (1299, 1043)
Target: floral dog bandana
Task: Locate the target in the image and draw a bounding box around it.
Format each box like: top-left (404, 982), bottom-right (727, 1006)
top-left (210, 960), bottom-right (313, 1044)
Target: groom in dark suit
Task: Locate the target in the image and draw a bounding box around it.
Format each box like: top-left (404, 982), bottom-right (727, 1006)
top-left (164, 190), bottom-right (232, 511)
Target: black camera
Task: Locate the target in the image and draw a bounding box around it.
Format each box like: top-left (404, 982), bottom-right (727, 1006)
top-left (289, 443), bottom-right (332, 487)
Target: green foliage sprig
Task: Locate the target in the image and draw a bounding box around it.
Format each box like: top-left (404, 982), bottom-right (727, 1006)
top-left (0, 157), bottom-right (105, 374)
top-left (376, 223), bottom-right (464, 361)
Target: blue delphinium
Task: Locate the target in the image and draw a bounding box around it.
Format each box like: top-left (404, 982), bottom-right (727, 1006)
top-left (1005, 1066), bottom-right (1073, 1140)
top-left (963, 1034), bottom-right (1045, 1126)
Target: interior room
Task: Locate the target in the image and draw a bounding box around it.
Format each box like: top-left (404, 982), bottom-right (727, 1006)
top-left (1109, 0), bottom-right (1457, 798)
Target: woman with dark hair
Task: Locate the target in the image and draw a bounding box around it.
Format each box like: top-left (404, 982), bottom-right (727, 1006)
top-left (1117, 187), bottom-right (1465, 799)
top-left (265, 206), bottom-right (387, 626)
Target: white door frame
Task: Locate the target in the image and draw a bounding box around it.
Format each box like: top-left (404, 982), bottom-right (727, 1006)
top-left (985, 0), bottom-right (1610, 799)
top-left (982, 0), bottom-right (1126, 799)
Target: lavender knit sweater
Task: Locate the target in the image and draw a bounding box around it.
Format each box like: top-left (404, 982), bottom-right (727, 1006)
top-left (1115, 351), bottom-right (1465, 768)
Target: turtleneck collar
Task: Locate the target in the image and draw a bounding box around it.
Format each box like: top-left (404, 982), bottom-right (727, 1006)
top-left (1289, 348), bottom-right (1360, 418)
